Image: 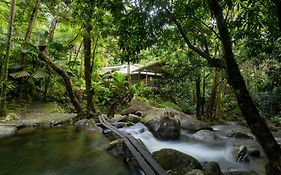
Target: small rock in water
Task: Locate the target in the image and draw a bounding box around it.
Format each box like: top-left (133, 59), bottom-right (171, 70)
top-left (135, 111), bottom-right (142, 117)
top-left (236, 146), bottom-right (250, 163)
top-left (139, 128), bottom-right (145, 133)
top-left (228, 132), bottom-right (253, 139)
top-left (113, 122), bottom-right (128, 128)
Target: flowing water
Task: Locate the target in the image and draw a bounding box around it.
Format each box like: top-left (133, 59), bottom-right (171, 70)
top-left (0, 126), bottom-right (130, 175)
top-left (120, 122), bottom-right (267, 175)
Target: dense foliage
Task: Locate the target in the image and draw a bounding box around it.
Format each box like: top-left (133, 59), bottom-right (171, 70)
top-left (0, 0), bottom-right (280, 120)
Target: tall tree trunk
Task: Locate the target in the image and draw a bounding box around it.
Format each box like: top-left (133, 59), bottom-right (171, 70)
top-left (273, 0), bottom-right (281, 31)
top-left (201, 73), bottom-right (208, 115)
top-left (195, 74), bottom-right (202, 119)
top-left (208, 0), bottom-right (281, 174)
top-left (0, 0), bottom-right (16, 117)
top-left (44, 77), bottom-right (49, 101)
top-left (83, 24), bottom-right (95, 114)
top-left (22, 0), bottom-right (41, 67)
top-left (206, 69), bottom-right (219, 119)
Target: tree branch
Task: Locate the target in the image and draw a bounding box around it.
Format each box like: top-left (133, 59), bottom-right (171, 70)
top-left (170, 14), bottom-right (224, 68)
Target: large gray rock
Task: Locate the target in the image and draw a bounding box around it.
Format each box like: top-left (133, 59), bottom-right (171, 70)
top-left (202, 162), bottom-right (222, 175)
top-left (110, 114), bottom-right (124, 123)
top-left (152, 148), bottom-right (202, 175)
top-left (180, 117), bottom-right (211, 131)
top-left (146, 110), bottom-right (180, 140)
top-left (144, 108), bottom-right (210, 131)
top-left (127, 114), bottom-right (141, 123)
top-left (193, 130), bottom-right (218, 142)
top-left (75, 119), bottom-right (102, 132)
top-left (121, 106), bottom-right (137, 115)
top-left (0, 126), bottom-right (17, 138)
top-left (105, 138), bottom-right (132, 160)
top-left (129, 98), bottom-right (154, 112)
top-left (129, 98), bottom-right (210, 132)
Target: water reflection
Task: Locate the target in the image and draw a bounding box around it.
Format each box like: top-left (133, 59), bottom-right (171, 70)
top-left (0, 126), bottom-right (130, 175)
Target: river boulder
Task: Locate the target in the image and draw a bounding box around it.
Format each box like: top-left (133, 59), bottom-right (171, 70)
top-left (75, 119), bottom-right (102, 132)
top-left (146, 110), bottom-right (180, 140)
top-left (193, 130), bottom-right (218, 142)
top-left (231, 145), bottom-right (250, 163)
top-left (105, 138), bottom-right (133, 160)
top-left (0, 125), bottom-right (17, 138)
top-left (141, 106), bottom-right (210, 132)
top-left (121, 106), bottom-right (137, 115)
top-left (202, 162), bottom-right (222, 175)
top-left (152, 148), bottom-right (202, 175)
top-left (129, 97), bottom-right (154, 111)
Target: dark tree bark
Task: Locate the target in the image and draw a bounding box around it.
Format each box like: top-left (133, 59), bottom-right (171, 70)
top-left (107, 99), bottom-right (118, 118)
top-left (208, 0), bottom-right (281, 174)
top-left (169, 14), bottom-right (225, 69)
top-left (0, 0), bottom-right (16, 117)
top-left (43, 77), bottom-right (49, 101)
top-left (83, 24), bottom-right (95, 114)
top-left (195, 74), bottom-right (202, 119)
top-left (273, 0), bottom-right (281, 31)
top-left (206, 70), bottom-right (219, 119)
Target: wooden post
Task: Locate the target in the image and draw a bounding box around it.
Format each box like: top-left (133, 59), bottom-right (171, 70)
top-left (145, 71), bottom-right (148, 86)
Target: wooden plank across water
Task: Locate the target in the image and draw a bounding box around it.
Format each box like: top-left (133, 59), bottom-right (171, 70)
top-left (99, 116), bottom-right (168, 175)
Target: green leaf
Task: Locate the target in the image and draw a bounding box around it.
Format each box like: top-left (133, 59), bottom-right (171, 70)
top-left (32, 69), bottom-right (51, 79)
top-left (10, 71), bottom-right (30, 78)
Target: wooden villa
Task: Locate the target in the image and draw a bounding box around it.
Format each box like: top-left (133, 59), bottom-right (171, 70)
top-left (100, 61), bottom-right (165, 88)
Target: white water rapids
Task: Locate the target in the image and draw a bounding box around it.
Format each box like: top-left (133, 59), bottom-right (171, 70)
top-left (120, 122), bottom-right (266, 174)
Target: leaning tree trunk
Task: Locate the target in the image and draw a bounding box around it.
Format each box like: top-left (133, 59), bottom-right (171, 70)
top-left (208, 0), bottom-right (281, 174)
top-left (0, 0), bottom-right (16, 117)
top-left (39, 47), bottom-right (83, 115)
top-left (83, 24), bottom-right (95, 114)
top-left (22, 0), bottom-right (41, 67)
top-left (38, 18), bottom-right (83, 115)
